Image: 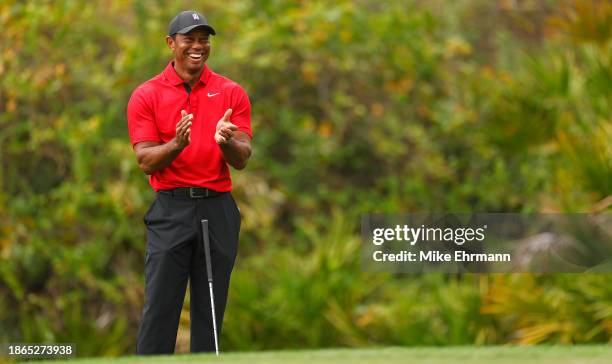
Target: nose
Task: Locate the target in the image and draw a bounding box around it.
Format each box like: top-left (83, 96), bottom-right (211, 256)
top-left (193, 39), bottom-right (209, 49)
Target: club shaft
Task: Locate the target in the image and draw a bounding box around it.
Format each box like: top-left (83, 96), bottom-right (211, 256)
top-left (209, 282), bottom-right (219, 356)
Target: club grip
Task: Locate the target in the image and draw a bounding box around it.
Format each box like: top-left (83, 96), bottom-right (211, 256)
top-left (200, 219), bottom-right (213, 282)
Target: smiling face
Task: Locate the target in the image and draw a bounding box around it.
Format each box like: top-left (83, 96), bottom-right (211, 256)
top-left (166, 28), bottom-right (211, 76)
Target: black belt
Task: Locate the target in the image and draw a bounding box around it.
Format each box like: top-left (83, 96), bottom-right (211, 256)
top-left (158, 187), bottom-right (223, 199)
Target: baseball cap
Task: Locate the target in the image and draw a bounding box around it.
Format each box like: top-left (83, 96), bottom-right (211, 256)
top-left (168, 10), bottom-right (216, 36)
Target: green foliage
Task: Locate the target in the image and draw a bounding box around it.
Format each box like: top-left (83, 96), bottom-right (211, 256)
top-left (482, 274), bottom-right (612, 344)
top-left (0, 0), bottom-right (610, 356)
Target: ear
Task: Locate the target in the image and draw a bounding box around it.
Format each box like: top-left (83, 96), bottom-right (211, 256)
top-left (165, 35), bottom-right (175, 50)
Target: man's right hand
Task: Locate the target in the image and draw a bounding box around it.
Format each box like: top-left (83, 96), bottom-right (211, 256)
top-left (133, 110), bottom-right (194, 175)
top-left (173, 109), bottom-right (193, 150)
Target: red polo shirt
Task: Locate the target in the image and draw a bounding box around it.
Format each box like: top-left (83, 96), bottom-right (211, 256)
top-left (127, 62), bottom-right (252, 192)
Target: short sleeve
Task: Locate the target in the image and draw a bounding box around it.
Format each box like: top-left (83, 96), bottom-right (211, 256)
top-left (127, 87), bottom-right (161, 146)
top-left (229, 86), bottom-right (253, 139)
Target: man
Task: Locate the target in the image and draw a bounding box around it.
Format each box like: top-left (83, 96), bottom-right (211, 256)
top-left (127, 10), bottom-right (252, 354)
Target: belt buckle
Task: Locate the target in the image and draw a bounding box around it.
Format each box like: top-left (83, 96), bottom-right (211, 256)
top-left (189, 187), bottom-right (208, 199)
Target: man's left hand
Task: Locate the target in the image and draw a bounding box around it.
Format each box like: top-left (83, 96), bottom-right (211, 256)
top-left (215, 108), bottom-right (239, 144)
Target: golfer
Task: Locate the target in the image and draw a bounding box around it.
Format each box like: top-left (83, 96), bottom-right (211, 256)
top-left (127, 10), bottom-right (252, 354)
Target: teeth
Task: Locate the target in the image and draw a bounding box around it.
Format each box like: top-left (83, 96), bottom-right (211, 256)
top-left (189, 54), bottom-right (202, 59)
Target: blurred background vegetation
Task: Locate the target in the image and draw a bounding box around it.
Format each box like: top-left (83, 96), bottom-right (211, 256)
top-left (0, 0), bottom-right (610, 356)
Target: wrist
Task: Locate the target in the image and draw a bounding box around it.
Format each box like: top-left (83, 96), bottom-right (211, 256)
top-left (169, 138), bottom-right (185, 152)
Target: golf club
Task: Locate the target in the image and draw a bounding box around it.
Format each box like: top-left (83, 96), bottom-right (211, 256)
top-left (200, 219), bottom-right (219, 356)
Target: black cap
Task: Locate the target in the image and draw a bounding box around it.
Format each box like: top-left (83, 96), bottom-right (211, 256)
top-left (168, 10), bottom-right (216, 36)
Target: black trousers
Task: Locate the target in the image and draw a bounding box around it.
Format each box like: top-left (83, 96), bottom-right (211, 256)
top-left (136, 191), bottom-right (241, 355)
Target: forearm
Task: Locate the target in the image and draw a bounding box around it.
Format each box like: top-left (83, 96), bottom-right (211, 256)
top-left (220, 138), bottom-right (251, 170)
top-left (136, 139), bottom-right (184, 175)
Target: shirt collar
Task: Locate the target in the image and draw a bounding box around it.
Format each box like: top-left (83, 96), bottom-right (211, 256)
top-left (162, 61), bottom-right (211, 86)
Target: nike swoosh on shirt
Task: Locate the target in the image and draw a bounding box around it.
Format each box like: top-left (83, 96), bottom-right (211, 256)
top-left (207, 92), bottom-right (220, 97)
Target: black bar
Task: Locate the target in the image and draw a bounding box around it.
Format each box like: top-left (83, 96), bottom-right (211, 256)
top-left (200, 219), bottom-right (213, 282)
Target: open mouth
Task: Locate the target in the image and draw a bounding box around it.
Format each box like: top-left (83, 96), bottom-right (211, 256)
top-left (188, 53), bottom-right (203, 61)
